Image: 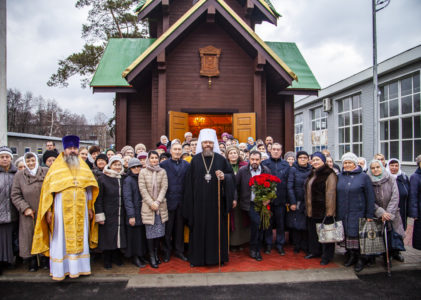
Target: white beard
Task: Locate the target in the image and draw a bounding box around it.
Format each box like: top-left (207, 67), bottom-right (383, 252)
top-left (65, 154), bottom-right (80, 170)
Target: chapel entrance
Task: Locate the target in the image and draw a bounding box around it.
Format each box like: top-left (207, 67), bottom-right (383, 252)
top-left (168, 111), bottom-right (256, 142)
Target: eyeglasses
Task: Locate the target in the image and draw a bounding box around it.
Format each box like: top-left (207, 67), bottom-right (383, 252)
top-left (132, 166), bottom-right (141, 169)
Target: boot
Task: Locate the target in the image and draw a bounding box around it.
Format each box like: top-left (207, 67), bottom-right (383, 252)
top-left (103, 251), bottom-right (112, 269)
top-left (113, 250), bottom-right (123, 266)
top-left (154, 238), bottom-right (161, 264)
top-left (344, 250), bottom-right (358, 267)
top-left (147, 239), bottom-right (158, 268)
top-left (40, 256), bottom-right (49, 270)
top-left (154, 249), bottom-right (161, 265)
top-left (354, 256), bottom-right (366, 273)
top-left (132, 256), bottom-right (146, 268)
top-left (28, 256), bottom-right (38, 272)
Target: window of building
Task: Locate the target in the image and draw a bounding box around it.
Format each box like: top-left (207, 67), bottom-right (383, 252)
top-left (10, 147), bottom-right (17, 155)
top-left (379, 72), bottom-right (421, 162)
top-left (24, 147), bottom-right (31, 153)
top-left (294, 113), bottom-right (304, 152)
top-left (337, 94), bottom-right (362, 157)
top-left (311, 107), bottom-right (328, 153)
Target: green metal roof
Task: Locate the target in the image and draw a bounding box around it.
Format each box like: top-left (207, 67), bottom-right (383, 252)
top-left (266, 42), bottom-right (320, 90)
top-left (90, 38), bottom-right (156, 87)
top-left (91, 39), bottom-right (319, 91)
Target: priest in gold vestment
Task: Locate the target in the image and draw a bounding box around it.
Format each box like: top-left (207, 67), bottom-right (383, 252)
top-left (32, 135), bottom-right (99, 280)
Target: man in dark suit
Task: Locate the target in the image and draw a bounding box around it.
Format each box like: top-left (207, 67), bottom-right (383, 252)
top-left (236, 151), bottom-right (271, 261)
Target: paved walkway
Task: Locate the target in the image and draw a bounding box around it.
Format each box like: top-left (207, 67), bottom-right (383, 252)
top-left (2, 220), bottom-right (420, 287)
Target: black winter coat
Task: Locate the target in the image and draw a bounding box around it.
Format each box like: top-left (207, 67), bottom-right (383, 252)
top-left (122, 171), bottom-right (143, 226)
top-left (396, 173), bottom-right (410, 230)
top-left (160, 158), bottom-right (190, 211)
top-left (236, 164), bottom-right (271, 212)
top-left (287, 162), bottom-right (312, 230)
top-left (95, 174), bottom-right (127, 250)
top-left (409, 168), bottom-right (421, 250)
top-left (336, 167), bottom-right (375, 237)
top-left (262, 157), bottom-right (290, 206)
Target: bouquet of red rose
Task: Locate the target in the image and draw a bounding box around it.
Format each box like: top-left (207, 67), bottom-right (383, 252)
top-left (249, 173), bottom-right (281, 230)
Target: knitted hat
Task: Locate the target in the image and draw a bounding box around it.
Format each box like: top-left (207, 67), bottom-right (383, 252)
top-left (62, 135), bottom-right (79, 149)
top-left (284, 151), bottom-right (295, 161)
top-left (128, 157), bottom-right (142, 169)
top-left (311, 151), bottom-right (326, 163)
top-left (0, 146), bottom-right (13, 158)
top-left (137, 151), bottom-right (148, 159)
top-left (157, 145), bottom-right (168, 152)
top-left (296, 151), bottom-right (309, 160)
top-left (120, 145), bottom-right (135, 157)
top-left (341, 152), bottom-right (358, 165)
top-left (42, 150), bottom-right (58, 164)
top-left (108, 155), bottom-right (123, 167)
top-left (95, 153), bottom-right (108, 166)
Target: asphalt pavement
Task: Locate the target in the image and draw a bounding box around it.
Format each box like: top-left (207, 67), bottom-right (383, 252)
top-left (1, 270), bottom-right (420, 300)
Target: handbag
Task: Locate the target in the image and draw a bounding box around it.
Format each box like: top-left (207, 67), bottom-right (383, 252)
top-left (316, 216), bottom-right (344, 243)
top-left (359, 218), bottom-right (385, 255)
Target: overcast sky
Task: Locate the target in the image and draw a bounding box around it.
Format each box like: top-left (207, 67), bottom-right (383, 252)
top-left (6, 0), bottom-right (421, 122)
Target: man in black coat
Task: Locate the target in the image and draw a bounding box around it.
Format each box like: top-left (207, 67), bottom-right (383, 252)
top-left (236, 151), bottom-right (271, 261)
top-left (261, 143), bottom-right (290, 255)
top-left (160, 142), bottom-right (190, 262)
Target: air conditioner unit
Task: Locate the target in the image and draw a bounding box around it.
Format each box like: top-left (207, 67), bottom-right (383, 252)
top-left (323, 98), bottom-right (332, 112)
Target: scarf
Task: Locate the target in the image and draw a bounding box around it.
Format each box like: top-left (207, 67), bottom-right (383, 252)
top-left (146, 162), bottom-right (163, 214)
top-left (368, 159), bottom-right (387, 182)
top-left (103, 165), bottom-right (123, 178)
top-left (23, 152), bottom-right (39, 176)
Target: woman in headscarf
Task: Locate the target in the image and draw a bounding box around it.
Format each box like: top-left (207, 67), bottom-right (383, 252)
top-left (386, 158), bottom-right (410, 231)
top-left (139, 151), bottom-right (169, 268)
top-left (305, 152), bottom-right (337, 265)
top-left (357, 157), bottom-right (368, 173)
top-left (226, 146), bottom-right (249, 252)
top-left (336, 153), bottom-right (375, 272)
top-left (246, 137), bottom-right (256, 151)
top-left (95, 156), bottom-right (127, 269)
top-left (156, 135), bottom-right (171, 149)
top-left (368, 159), bottom-right (405, 266)
top-left (14, 157), bottom-right (25, 171)
top-left (11, 152), bottom-right (49, 271)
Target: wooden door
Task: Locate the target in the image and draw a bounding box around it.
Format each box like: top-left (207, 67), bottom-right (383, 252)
top-left (233, 113), bottom-right (256, 143)
top-left (169, 111), bottom-right (189, 142)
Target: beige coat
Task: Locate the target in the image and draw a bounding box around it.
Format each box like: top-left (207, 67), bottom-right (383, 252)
top-left (11, 167), bottom-right (49, 258)
top-left (138, 167), bottom-right (169, 225)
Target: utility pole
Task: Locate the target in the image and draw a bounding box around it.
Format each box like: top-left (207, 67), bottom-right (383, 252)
top-left (0, 0), bottom-right (7, 146)
top-left (372, 0), bottom-right (390, 155)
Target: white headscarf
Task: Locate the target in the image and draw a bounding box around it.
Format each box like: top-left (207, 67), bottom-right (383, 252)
top-left (386, 158), bottom-right (402, 178)
top-left (196, 128), bottom-right (221, 154)
top-left (24, 152), bottom-right (39, 176)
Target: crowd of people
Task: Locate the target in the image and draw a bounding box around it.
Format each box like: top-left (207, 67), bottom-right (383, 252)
top-left (0, 128), bottom-right (421, 281)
